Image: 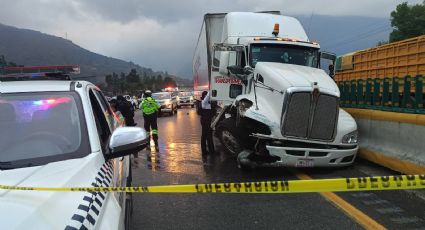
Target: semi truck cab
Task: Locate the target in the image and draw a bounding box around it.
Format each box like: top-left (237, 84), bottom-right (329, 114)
top-left (193, 12), bottom-right (358, 169)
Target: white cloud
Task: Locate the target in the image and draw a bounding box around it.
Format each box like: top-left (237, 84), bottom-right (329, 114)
top-left (0, 0), bottom-right (423, 77)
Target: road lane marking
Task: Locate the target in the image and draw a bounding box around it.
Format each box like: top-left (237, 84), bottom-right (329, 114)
top-left (296, 173), bottom-right (386, 230)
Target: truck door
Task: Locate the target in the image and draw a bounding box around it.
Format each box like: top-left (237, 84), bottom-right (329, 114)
top-left (210, 48), bottom-right (246, 107)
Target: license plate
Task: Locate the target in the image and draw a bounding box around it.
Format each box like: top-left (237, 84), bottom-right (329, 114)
top-left (295, 159), bottom-right (314, 167)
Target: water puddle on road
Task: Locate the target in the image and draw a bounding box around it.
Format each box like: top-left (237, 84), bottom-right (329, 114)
top-left (133, 108), bottom-right (236, 176)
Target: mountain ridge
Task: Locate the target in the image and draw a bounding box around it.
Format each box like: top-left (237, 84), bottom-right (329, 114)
top-left (0, 23), bottom-right (191, 85)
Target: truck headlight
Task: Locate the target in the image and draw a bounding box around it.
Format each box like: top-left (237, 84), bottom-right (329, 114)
top-left (342, 131), bottom-right (358, 144)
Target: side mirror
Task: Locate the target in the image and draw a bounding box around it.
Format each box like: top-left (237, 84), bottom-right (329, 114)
top-left (227, 65), bottom-right (244, 75)
top-left (106, 127), bottom-right (149, 160)
top-left (243, 66), bottom-right (254, 75)
top-left (219, 51), bottom-right (230, 75)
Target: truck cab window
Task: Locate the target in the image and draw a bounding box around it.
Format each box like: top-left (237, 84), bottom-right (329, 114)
top-left (229, 84), bottom-right (243, 98)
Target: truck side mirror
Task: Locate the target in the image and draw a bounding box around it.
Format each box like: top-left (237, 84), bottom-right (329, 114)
top-left (243, 66), bottom-right (254, 75)
top-left (227, 65), bottom-right (244, 75)
top-left (219, 52), bottom-right (230, 75)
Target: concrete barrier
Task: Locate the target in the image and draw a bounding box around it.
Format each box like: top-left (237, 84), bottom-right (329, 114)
top-left (345, 108), bottom-right (425, 174)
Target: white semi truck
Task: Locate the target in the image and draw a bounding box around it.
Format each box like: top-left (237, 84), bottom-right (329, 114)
top-left (193, 12), bottom-right (359, 169)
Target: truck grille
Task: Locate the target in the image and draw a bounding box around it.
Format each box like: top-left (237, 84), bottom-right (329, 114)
top-left (281, 92), bottom-right (338, 141)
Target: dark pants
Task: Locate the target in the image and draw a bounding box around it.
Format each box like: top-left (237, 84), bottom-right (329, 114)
top-left (144, 113), bottom-right (158, 147)
top-left (201, 113), bottom-right (214, 154)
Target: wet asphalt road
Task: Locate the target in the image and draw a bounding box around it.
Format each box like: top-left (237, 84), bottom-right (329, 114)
top-left (130, 108), bottom-right (425, 230)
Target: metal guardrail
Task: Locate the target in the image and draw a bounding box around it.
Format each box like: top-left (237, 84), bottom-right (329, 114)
top-left (338, 75), bottom-right (425, 114)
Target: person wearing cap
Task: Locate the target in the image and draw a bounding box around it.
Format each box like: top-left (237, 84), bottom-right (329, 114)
top-left (200, 91), bottom-right (214, 155)
top-left (140, 90), bottom-right (161, 150)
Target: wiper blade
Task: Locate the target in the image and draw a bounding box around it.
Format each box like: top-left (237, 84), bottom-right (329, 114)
top-left (0, 161), bottom-right (34, 170)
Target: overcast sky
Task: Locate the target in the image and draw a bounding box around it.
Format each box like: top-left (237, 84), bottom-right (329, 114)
top-left (0, 0), bottom-right (422, 77)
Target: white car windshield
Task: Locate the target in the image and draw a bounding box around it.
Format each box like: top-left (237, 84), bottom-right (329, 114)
top-left (152, 93), bottom-right (171, 100)
top-left (0, 92), bottom-right (90, 169)
top-left (178, 92), bottom-right (192, 97)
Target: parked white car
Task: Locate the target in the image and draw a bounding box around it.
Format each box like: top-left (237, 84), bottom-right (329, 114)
top-left (0, 78), bottom-right (148, 229)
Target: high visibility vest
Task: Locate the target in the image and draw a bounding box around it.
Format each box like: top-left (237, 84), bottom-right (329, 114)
top-left (140, 97), bottom-right (160, 115)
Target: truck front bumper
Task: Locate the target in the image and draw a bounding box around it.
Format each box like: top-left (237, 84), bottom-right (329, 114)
top-left (265, 145), bottom-right (359, 167)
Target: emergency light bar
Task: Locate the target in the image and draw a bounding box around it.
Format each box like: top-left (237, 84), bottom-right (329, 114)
top-left (0, 65), bottom-right (80, 81)
top-left (1, 65), bottom-right (80, 75)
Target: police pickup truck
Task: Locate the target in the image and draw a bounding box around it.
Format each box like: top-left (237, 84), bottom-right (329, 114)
top-left (0, 66), bottom-right (148, 230)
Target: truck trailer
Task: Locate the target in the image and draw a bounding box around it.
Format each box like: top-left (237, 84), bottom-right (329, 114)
top-left (193, 12), bottom-right (359, 169)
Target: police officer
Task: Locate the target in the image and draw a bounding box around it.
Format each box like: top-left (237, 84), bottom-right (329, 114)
top-left (140, 90), bottom-right (161, 151)
top-left (200, 91), bottom-right (215, 155)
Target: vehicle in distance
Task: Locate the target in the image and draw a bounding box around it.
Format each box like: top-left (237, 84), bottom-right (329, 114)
top-left (193, 12), bottom-right (358, 169)
top-left (177, 91), bottom-right (195, 108)
top-left (0, 68), bottom-right (149, 230)
top-left (152, 92), bottom-right (178, 116)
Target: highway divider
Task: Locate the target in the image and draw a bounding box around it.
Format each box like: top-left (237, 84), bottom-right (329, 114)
top-left (1, 175), bottom-right (424, 193)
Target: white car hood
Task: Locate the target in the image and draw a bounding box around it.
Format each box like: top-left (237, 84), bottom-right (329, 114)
top-left (256, 62), bottom-right (339, 95)
top-left (0, 153), bottom-right (107, 230)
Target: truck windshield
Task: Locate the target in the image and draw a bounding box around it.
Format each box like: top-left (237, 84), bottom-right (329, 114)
top-left (250, 44), bottom-right (319, 68)
top-left (0, 92), bottom-right (89, 169)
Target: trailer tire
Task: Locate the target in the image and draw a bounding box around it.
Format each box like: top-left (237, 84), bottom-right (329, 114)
top-left (217, 118), bottom-right (243, 157)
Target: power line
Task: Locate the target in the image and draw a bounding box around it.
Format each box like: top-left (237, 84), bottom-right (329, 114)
top-left (320, 23), bottom-right (390, 47)
top-left (324, 27), bottom-right (391, 51)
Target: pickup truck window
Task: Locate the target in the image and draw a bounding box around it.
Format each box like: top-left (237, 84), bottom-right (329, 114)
top-left (0, 92), bottom-right (90, 169)
top-left (250, 44), bottom-right (319, 68)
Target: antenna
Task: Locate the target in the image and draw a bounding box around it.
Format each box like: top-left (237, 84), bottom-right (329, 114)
top-left (307, 10), bottom-right (314, 41)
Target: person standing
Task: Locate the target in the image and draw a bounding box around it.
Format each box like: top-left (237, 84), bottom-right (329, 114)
top-left (116, 95), bottom-right (136, 126)
top-left (140, 90), bottom-right (161, 151)
top-left (200, 91), bottom-right (215, 155)
top-left (109, 99), bottom-right (125, 127)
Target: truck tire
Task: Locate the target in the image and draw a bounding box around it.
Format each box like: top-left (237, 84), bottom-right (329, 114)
top-left (216, 118), bottom-right (243, 157)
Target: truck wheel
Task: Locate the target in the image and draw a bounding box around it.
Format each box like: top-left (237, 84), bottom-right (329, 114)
top-left (217, 118), bottom-right (243, 157)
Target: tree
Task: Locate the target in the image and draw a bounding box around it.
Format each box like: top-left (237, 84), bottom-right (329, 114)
top-left (376, 40), bottom-right (389, 47)
top-left (390, 1), bottom-right (425, 42)
top-left (0, 55), bottom-right (6, 67)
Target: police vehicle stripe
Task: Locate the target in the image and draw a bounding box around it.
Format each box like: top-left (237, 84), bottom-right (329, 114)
top-left (65, 160), bottom-right (113, 230)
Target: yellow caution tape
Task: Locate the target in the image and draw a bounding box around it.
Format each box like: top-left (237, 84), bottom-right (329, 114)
top-left (1, 175), bottom-right (424, 193)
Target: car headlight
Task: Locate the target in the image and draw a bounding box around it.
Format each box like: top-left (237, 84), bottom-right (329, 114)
top-left (342, 131), bottom-right (358, 144)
